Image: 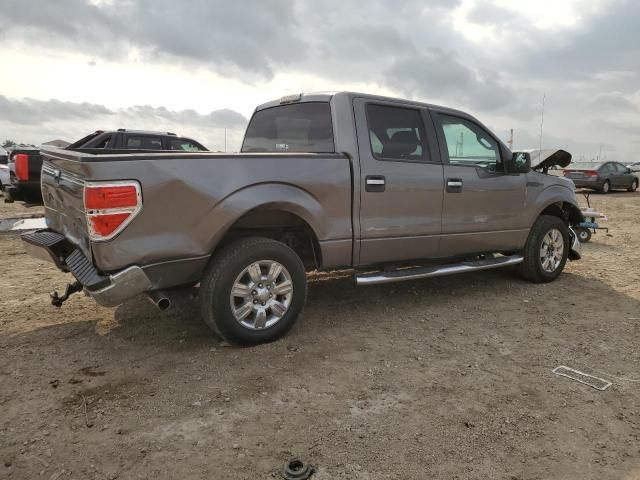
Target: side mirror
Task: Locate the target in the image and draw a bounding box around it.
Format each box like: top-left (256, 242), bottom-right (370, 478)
top-left (511, 151), bottom-right (531, 173)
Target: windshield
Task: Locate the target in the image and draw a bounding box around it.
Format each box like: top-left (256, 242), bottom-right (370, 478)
top-left (241, 102), bottom-right (334, 153)
top-left (567, 162), bottom-right (602, 170)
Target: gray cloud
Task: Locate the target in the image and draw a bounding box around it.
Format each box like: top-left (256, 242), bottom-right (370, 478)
top-left (384, 49), bottom-right (523, 113)
top-left (0, 0), bottom-right (304, 78)
top-left (465, 0), bottom-right (525, 27)
top-left (0, 0), bottom-right (639, 160)
top-left (0, 95), bottom-right (248, 150)
top-left (589, 92), bottom-right (638, 112)
top-left (0, 96), bottom-right (112, 125)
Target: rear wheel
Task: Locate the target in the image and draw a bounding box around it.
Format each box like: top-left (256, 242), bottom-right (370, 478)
top-left (628, 179), bottom-right (638, 192)
top-left (601, 180), bottom-right (610, 194)
top-left (517, 215), bottom-right (569, 283)
top-left (199, 237), bottom-right (307, 345)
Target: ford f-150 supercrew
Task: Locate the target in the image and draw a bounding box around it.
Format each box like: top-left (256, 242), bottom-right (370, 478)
top-left (23, 92), bottom-right (583, 345)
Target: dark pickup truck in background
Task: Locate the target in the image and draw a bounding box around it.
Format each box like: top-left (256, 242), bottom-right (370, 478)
top-left (4, 145), bottom-right (43, 203)
top-left (5, 130), bottom-right (208, 204)
top-left (23, 92), bottom-right (584, 345)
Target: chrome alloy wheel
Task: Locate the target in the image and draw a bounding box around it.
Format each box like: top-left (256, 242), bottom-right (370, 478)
top-left (229, 260), bottom-right (293, 330)
top-left (540, 228), bottom-right (564, 273)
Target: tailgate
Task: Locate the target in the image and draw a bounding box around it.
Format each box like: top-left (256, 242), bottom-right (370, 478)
top-left (40, 151), bottom-right (91, 258)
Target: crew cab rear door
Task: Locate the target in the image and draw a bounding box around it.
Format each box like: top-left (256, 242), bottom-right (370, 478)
top-left (431, 110), bottom-right (527, 256)
top-left (354, 98), bottom-right (444, 265)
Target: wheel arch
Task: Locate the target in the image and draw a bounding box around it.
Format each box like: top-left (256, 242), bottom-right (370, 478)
top-left (205, 183), bottom-right (327, 270)
top-left (538, 201), bottom-right (584, 226)
top-left (529, 183), bottom-right (585, 228)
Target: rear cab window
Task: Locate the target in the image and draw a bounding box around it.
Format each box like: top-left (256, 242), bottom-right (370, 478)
top-left (241, 102), bottom-right (334, 153)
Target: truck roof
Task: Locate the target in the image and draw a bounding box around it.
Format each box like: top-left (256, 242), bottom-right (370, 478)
top-left (254, 91), bottom-right (469, 118)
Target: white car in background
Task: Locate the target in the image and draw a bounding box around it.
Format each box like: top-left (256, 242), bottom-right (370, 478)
top-left (0, 148), bottom-right (9, 192)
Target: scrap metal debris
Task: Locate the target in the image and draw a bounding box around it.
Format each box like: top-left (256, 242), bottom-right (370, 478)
top-left (0, 216), bottom-right (46, 233)
top-left (553, 366), bottom-right (612, 391)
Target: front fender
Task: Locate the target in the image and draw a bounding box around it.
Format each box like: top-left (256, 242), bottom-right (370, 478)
top-left (527, 182), bottom-right (583, 227)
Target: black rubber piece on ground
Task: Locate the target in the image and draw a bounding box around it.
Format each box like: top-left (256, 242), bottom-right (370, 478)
top-left (517, 215), bottom-right (569, 283)
top-left (282, 458), bottom-right (315, 479)
top-left (199, 237), bottom-right (307, 346)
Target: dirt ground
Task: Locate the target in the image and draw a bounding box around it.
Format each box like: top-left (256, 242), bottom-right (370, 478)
top-left (1, 190), bottom-right (640, 480)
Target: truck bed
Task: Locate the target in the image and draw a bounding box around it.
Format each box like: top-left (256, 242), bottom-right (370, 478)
top-left (40, 147), bottom-right (354, 289)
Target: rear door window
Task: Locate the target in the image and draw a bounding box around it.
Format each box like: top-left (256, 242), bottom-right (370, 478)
top-left (126, 136), bottom-right (163, 149)
top-left (242, 102), bottom-right (334, 153)
top-left (366, 104), bottom-right (428, 162)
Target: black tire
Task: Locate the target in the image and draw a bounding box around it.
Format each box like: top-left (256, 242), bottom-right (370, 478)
top-left (517, 215), bottom-right (570, 283)
top-left (601, 180), bottom-right (610, 194)
top-left (576, 228), bottom-right (592, 243)
top-left (199, 237), bottom-right (307, 346)
top-left (628, 179), bottom-right (638, 192)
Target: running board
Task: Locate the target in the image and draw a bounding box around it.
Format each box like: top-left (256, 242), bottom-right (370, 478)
top-left (355, 255), bottom-right (524, 286)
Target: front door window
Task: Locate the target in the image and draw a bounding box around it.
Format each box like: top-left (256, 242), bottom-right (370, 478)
top-left (438, 114), bottom-right (500, 169)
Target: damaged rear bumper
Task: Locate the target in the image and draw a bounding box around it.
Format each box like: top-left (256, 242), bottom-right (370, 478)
top-left (22, 229), bottom-right (152, 307)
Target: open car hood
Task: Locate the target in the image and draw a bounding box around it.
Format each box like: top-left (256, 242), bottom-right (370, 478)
top-left (523, 149), bottom-right (572, 171)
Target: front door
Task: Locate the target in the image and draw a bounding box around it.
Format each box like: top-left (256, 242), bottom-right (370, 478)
top-left (354, 98), bottom-right (444, 265)
top-left (432, 111), bottom-right (528, 257)
top-left (612, 162), bottom-right (631, 188)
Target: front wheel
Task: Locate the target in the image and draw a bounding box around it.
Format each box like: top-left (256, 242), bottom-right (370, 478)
top-left (199, 237), bottom-right (307, 345)
top-left (517, 215), bottom-right (569, 283)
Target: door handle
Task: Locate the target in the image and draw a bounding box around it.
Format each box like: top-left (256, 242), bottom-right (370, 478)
top-left (446, 178), bottom-right (463, 193)
top-left (366, 175), bottom-right (386, 192)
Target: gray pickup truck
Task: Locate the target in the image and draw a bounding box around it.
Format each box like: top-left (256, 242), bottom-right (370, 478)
top-left (23, 92), bottom-right (583, 345)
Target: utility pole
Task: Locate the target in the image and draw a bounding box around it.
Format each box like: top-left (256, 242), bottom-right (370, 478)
top-left (597, 144), bottom-right (602, 162)
top-left (507, 128), bottom-right (514, 150)
top-left (539, 93), bottom-right (546, 155)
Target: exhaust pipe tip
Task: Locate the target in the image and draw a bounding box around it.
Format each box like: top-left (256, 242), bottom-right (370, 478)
top-left (156, 297), bottom-right (171, 311)
top-left (147, 291), bottom-right (171, 311)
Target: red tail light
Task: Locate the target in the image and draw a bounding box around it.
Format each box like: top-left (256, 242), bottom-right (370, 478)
top-left (585, 170), bottom-right (599, 177)
top-left (563, 170), bottom-right (571, 177)
top-left (85, 184), bottom-right (138, 209)
top-left (15, 153), bottom-right (29, 181)
top-left (84, 181), bottom-right (142, 241)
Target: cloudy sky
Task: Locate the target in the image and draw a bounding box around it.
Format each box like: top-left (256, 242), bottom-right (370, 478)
top-left (0, 0), bottom-right (638, 159)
